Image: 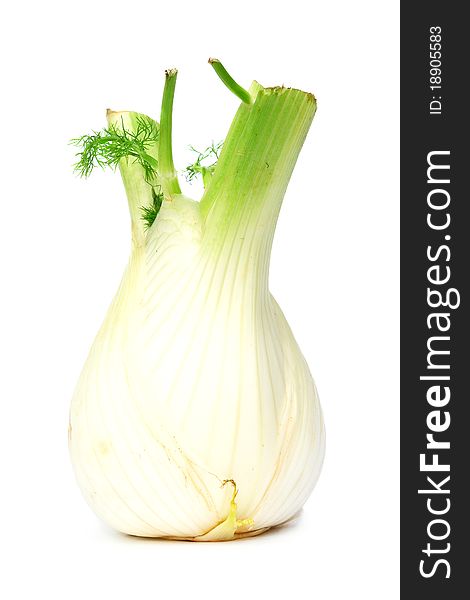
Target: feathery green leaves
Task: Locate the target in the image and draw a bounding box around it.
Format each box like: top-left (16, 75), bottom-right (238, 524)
top-left (184, 141), bottom-right (223, 186)
top-left (140, 187), bottom-right (164, 229)
top-left (71, 116), bottom-right (160, 183)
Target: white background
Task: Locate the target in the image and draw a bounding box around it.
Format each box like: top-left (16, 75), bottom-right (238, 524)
top-left (0, 1), bottom-right (399, 598)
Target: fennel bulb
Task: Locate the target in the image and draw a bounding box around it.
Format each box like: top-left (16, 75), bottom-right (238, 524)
top-left (69, 60), bottom-right (325, 541)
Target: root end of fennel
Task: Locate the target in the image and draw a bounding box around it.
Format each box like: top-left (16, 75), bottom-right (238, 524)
top-left (192, 480), bottom-right (254, 542)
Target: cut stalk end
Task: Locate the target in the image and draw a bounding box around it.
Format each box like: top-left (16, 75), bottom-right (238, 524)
top-left (208, 58), bottom-right (252, 104)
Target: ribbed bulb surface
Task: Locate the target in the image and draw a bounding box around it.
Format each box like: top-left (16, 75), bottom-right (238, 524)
top-left (69, 195), bottom-right (325, 540)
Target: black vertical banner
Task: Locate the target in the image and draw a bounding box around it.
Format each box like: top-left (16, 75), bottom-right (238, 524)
top-left (401, 3), bottom-right (469, 598)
